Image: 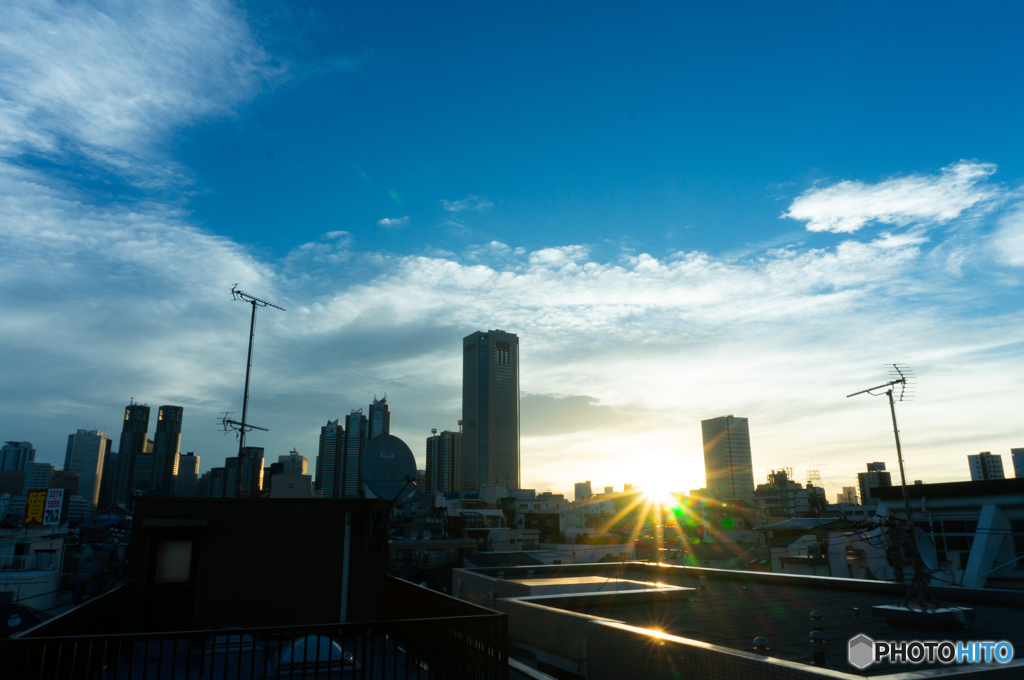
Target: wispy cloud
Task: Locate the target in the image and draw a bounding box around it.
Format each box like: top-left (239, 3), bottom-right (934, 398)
top-left (377, 216), bottom-right (409, 228)
top-left (783, 161), bottom-right (998, 233)
top-left (440, 194), bottom-right (494, 212)
top-left (0, 0), bottom-right (277, 184)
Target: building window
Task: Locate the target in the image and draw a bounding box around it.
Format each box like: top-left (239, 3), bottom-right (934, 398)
top-left (155, 539), bottom-right (193, 584)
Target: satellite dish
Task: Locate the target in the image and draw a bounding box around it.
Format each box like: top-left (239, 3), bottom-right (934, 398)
top-left (913, 526), bottom-right (938, 571)
top-left (361, 434), bottom-right (417, 502)
top-left (863, 527), bottom-right (895, 581)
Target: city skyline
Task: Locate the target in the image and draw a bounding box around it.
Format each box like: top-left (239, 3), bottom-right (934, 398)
top-left (3, 3), bottom-right (1024, 499)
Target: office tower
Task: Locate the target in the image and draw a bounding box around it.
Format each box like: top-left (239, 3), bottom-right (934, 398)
top-left (0, 441), bottom-right (36, 471)
top-left (968, 451), bottom-right (1005, 481)
top-left (133, 454), bottom-right (153, 493)
top-left (64, 429), bottom-right (110, 505)
top-left (342, 409), bottom-right (368, 497)
top-left (98, 449), bottom-right (119, 507)
top-left (114, 402), bottom-right (150, 505)
top-left (316, 419), bottom-right (342, 497)
top-left (574, 481), bottom-right (593, 501)
top-left (279, 450), bottom-right (308, 476)
top-left (223, 457), bottom-right (240, 498)
top-left (22, 462), bottom-right (54, 493)
top-left (240, 446), bottom-right (264, 496)
top-left (209, 467), bottom-right (227, 498)
top-left (701, 415), bottom-right (755, 504)
top-left (425, 429), bottom-right (462, 495)
top-left (368, 396), bottom-right (391, 439)
top-left (175, 452), bottom-right (200, 497)
top-left (151, 405), bottom-right (183, 496)
top-left (857, 462), bottom-right (892, 505)
top-left (462, 329), bottom-right (520, 491)
top-left (1013, 449), bottom-right (1024, 479)
top-left (51, 470), bottom-right (79, 495)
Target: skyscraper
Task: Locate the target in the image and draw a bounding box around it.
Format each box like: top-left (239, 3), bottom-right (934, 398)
top-left (425, 429), bottom-right (462, 495)
top-left (64, 429), bottom-right (110, 505)
top-left (316, 419), bottom-right (342, 497)
top-left (316, 398), bottom-right (392, 499)
top-left (114, 402), bottom-right (150, 505)
top-left (968, 451), bottom-right (1005, 481)
top-left (701, 415), bottom-right (755, 504)
top-left (368, 396), bottom-right (391, 439)
top-left (240, 446), bottom-right (264, 496)
top-left (462, 329), bottom-right (520, 491)
top-left (341, 409), bottom-right (368, 497)
top-left (279, 450), bottom-right (308, 476)
top-left (175, 452), bottom-right (200, 497)
top-left (1, 441), bottom-right (36, 471)
top-left (151, 405), bottom-right (183, 495)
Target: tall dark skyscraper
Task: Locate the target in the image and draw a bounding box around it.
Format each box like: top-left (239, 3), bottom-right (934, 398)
top-left (114, 402), bottom-right (150, 505)
top-left (701, 415), bottom-right (754, 504)
top-left (151, 405), bottom-right (183, 495)
top-left (462, 329), bottom-right (520, 491)
top-left (425, 429), bottom-right (461, 495)
top-left (240, 446), bottom-right (264, 496)
top-left (316, 397), bottom-right (391, 499)
top-left (368, 396), bottom-right (390, 439)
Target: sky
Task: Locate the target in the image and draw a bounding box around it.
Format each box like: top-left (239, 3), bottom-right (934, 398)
top-left (2, 1), bottom-right (1024, 499)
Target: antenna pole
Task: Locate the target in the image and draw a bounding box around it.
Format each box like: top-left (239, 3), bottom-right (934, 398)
top-left (886, 388), bottom-right (913, 524)
top-left (238, 300), bottom-right (258, 458)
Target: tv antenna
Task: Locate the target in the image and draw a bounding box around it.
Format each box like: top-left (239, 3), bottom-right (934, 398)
top-left (223, 285), bottom-right (284, 475)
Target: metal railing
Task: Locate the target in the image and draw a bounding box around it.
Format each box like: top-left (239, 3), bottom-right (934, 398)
top-left (1, 580), bottom-right (507, 680)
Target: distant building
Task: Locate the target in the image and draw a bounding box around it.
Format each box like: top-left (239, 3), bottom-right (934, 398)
top-left (701, 415), bottom-right (754, 504)
top-left (836, 486), bottom-right (858, 505)
top-left (968, 451), bottom-right (1005, 481)
top-left (64, 429), bottom-right (110, 505)
top-left (316, 398), bottom-right (391, 499)
top-left (368, 396), bottom-right (391, 439)
top-left (175, 452), bottom-right (200, 497)
top-left (224, 457), bottom-right (240, 498)
top-left (574, 481), bottom-right (592, 501)
top-left (1013, 448), bottom-right (1024, 478)
top-left (114, 402), bottom-right (150, 505)
top-left (278, 450), bottom-right (308, 476)
top-left (50, 469), bottom-right (80, 495)
top-left (425, 429), bottom-right (462, 495)
top-left (0, 441), bottom-right (35, 471)
top-left (270, 474), bottom-right (312, 498)
top-left (151, 405), bottom-right (183, 496)
top-left (240, 446), bottom-right (264, 496)
top-left (462, 329), bottom-right (520, 491)
top-left (754, 469), bottom-right (825, 518)
top-left (857, 462), bottom-right (892, 505)
top-left (22, 462), bottom-right (53, 494)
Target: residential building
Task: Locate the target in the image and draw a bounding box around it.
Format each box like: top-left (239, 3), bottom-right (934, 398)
top-left (114, 402), bottom-right (150, 505)
top-left (150, 405), bottom-right (183, 496)
top-left (701, 415), bottom-right (754, 504)
top-left (857, 461), bottom-right (892, 505)
top-left (574, 481), bottom-right (592, 501)
top-left (836, 485), bottom-right (858, 504)
top-left (968, 451), bottom-right (1005, 481)
top-left (462, 329), bottom-right (520, 491)
top-left (1014, 448), bottom-right (1024, 478)
top-left (0, 441), bottom-right (35, 471)
top-left (425, 429), bottom-right (462, 495)
top-left (174, 451), bottom-right (199, 497)
top-left (754, 468), bottom-right (825, 519)
top-left (63, 429), bottom-right (110, 505)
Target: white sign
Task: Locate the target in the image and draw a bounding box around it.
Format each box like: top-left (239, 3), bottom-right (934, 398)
top-left (43, 488), bottom-right (65, 525)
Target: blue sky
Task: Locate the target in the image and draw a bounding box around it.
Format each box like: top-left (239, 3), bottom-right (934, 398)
top-left (2, 1), bottom-right (1024, 497)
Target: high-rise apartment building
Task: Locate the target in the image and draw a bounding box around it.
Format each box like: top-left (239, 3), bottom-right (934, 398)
top-left (857, 462), bottom-right (892, 505)
top-left (114, 402), bottom-right (150, 505)
top-left (462, 329), bottom-right (520, 491)
top-left (968, 451), bottom-right (1005, 481)
top-left (1, 441), bottom-right (36, 471)
top-left (64, 429), bottom-right (110, 505)
top-left (175, 452), bottom-right (200, 497)
top-left (151, 405), bottom-right (183, 495)
top-left (1013, 449), bottom-right (1024, 479)
top-left (425, 429), bottom-right (461, 495)
top-left (701, 415), bottom-right (754, 504)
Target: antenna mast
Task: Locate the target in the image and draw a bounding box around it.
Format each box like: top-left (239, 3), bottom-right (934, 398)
top-left (223, 285), bottom-right (285, 483)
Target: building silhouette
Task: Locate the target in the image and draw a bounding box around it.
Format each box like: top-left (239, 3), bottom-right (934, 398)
top-left (240, 446), bottom-right (264, 496)
top-left (368, 396), bottom-right (391, 439)
top-left (278, 450), bottom-right (307, 475)
top-left (175, 451), bottom-right (200, 497)
top-left (114, 402), bottom-right (150, 505)
top-left (968, 451), bottom-right (1005, 481)
top-left (462, 329), bottom-right (520, 491)
top-left (425, 429), bottom-right (461, 495)
top-left (1013, 448), bottom-right (1024, 478)
top-left (575, 481), bottom-right (593, 501)
top-left (0, 441), bottom-right (35, 471)
top-left (151, 405), bottom-right (183, 496)
top-left (316, 398), bottom-right (391, 499)
top-left (64, 429), bottom-right (110, 505)
top-left (857, 462), bottom-right (892, 505)
top-left (701, 415), bottom-right (754, 504)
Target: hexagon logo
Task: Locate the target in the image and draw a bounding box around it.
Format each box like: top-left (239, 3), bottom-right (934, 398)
top-left (848, 634), bottom-right (875, 670)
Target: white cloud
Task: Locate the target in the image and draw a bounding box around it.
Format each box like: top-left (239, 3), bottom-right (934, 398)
top-left (0, 0), bottom-right (277, 183)
top-left (377, 216), bottom-right (409, 228)
top-left (440, 194), bottom-right (494, 212)
top-left (783, 161), bottom-right (998, 233)
top-left (992, 206), bottom-right (1024, 267)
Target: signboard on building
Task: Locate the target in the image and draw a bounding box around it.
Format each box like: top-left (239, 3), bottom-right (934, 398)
top-left (24, 488), bottom-right (65, 526)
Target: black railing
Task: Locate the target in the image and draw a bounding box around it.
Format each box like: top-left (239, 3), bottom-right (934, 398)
top-left (1, 615), bottom-right (506, 679)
